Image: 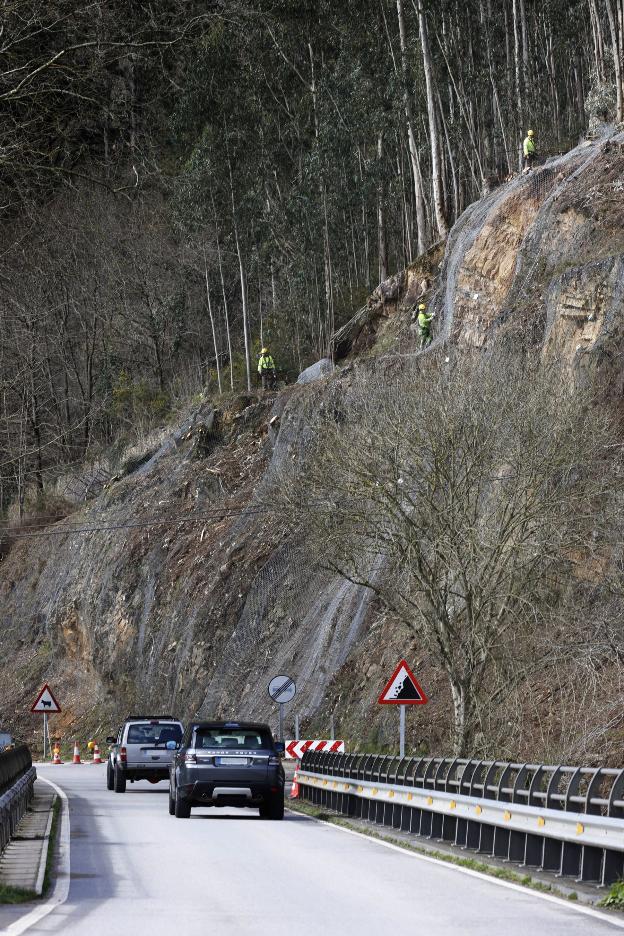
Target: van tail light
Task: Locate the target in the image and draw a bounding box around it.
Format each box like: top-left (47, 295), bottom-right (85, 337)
top-left (119, 746), bottom-right (127, 764)
top-left (184, 751), bottom-right (197, 765)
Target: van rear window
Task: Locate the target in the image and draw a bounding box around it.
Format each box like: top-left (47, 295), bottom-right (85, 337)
top-left (127, 723), bottom-right (182, 745)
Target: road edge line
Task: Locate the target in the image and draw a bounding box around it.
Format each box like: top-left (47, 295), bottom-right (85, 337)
top-left (286, 808), bottom-right (624, 931)
top-left (4, 777), bottom-right (70, 935)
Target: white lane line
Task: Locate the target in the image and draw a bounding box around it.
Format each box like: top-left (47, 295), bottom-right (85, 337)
top-left (4, 777), bottom-right (71, 935)
top-left (287, 809), bottom-right (624, 931)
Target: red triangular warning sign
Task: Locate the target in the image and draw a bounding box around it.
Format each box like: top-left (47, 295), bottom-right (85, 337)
top-left (378, 660), bottom-right (428, 705)
top-left (31, 683), bottom-right (61, 714)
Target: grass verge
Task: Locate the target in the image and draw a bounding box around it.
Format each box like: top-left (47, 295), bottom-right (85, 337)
top-left (599, 881), bottom-right (624, 909)
top-left (287, 799), bottom-right (579, 900)
top-left (0, 883), bottom-right (37, 904)
top-left (0, 793), bottom-right (60, 904)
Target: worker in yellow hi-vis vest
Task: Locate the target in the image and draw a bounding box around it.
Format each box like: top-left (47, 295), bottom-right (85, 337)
top-left (258, 347), bottom-right (277, 390)
top-left (523, 129), bottom-right (538, 173)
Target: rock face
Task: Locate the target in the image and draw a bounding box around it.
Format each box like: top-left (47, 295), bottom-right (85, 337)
top-left (296, 359), bottom-right (334, 385)
top-left (1, 130), bottom-right (623, 754)
top-left (432, 133), bottom-right (624, 384)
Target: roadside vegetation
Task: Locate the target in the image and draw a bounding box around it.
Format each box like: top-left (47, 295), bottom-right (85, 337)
top-left (282, 351), bottom-right (624, 757)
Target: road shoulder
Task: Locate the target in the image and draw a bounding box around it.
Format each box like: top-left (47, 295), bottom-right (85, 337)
top-left (287, 800), bottom-right (624, 930)
top-left (0, 775), bottom-right (70, 934)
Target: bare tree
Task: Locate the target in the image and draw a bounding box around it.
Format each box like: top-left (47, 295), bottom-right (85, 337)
top-left (282, 352), bottom-right (621, 755)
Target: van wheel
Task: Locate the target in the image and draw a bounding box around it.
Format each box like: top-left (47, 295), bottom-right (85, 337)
top-left (114, 766), bottom-right (126, 793)
top-left (175, 789), bottom-right (191, 818)
top-left (106, 761), bottom-right (115, 791)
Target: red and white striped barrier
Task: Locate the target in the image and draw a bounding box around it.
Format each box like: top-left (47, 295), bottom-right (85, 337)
top-left (284, 740), bottom-right (345, 759)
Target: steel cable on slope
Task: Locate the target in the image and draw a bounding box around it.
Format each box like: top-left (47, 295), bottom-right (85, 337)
top-left (0, 503), bottom-right (277, 538)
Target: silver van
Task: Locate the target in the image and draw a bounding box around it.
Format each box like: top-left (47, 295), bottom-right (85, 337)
top-left (106, 715), bottom-right (183, 792)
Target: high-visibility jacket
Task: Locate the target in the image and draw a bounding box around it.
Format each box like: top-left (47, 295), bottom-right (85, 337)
top-left (418, 311), bottom-right (433, 331)
top-left (523, 136), bottom-right (536, 157)
top-left (258, 353), bottom-right (275, 374)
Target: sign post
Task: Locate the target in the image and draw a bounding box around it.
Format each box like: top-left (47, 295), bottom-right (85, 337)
top-left (31, 683), bottom-right (61, 761)
top-left (399, 705), bottom-right (406, 758)
top-left (268, 675), bottom-right (296, 742)
top-left (378, 660), bottom-right (428, 757)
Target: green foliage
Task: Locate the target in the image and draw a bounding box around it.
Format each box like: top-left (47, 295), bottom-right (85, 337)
top-left (111, 372), bottom-right (170, 426)
top-left (599, 880), bottom-right (624, 908)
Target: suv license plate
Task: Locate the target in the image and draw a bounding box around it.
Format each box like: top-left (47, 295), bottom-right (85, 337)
top-left (216, 756), bottom-right (248, 766)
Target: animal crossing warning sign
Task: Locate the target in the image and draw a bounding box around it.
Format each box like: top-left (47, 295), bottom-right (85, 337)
top-left (31, 683), bottom-right (61, 714)
top-left (378, 660), bottom-right (428, 705)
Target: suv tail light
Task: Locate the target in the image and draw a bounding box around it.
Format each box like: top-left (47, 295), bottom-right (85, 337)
top-left (184, 751), bottom-right (197, 765)
top-left (268, 756), bottom-right (281, 767)
top-left (119, 746), bottom-right (127, 764)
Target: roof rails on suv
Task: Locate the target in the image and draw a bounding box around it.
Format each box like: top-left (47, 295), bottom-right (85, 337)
top-left (125, 715), bottom-right (177, 721)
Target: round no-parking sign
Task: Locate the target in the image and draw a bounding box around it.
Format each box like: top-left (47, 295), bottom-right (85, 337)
top-left (268, 675), bottom-right (296, 704)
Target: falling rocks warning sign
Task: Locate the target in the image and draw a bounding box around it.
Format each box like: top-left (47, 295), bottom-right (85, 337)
top-left (378, 659), bottom-right (428, 705)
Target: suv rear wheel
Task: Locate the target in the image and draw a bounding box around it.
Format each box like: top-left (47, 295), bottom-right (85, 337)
top-left (168, 786), bottom-right (176, 816)
top-left (113, 765), bottom-right (126, 793)
top-left (174, 788), bottom-right (191, 818)
top-left (106, 760), bottom-right (115, 791)
top-left (260, 794), bottom-right (284, 820)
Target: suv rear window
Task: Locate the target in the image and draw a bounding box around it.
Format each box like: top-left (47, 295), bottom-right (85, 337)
top-left (127, 723), bottom-right (182, 745)
top-left (194, 728), bottom-right (273, 750)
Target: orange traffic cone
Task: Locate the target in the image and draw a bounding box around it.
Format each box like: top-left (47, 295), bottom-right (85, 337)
top-left (92, 743), bottom-right (102, 765)
top-left (52, 743), bottom-right (62, 765)
top-left (290, 762), bottom-right (300, 799)
top-left (72, 741), bottom-right (82, 764)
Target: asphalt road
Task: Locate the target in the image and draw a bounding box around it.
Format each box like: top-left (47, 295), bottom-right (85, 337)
top-left (8, 765), bottom-right (623, 935)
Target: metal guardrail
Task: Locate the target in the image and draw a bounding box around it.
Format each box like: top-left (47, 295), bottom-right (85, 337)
top-left (299, 751), bottom-right (624, 887)
top-left (0, 745), bottom-right (36, 854)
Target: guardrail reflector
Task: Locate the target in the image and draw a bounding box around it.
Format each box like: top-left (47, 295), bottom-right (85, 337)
top-left (504, 810), bottom-right (511, 822)
top-left (427, 796), bottom-right (433, 806)
top-left (537, 817), bottom-right (545, 828)
top-left (357, 785), bottom-right (363, 793)
top-left (388, 790), bottom-right (394, 798)
top-left (450, 800), bottom-right (456, 810)
top-left (343, 784), bottom-right (350, 791)
top-left (372, 788), bottom-right (378, 796)
top-left (475, 805), bottom-right (482, 815)
top-left (576, 823), bottom-right (584, 835)
top-left (407, 793), bottom-right (413, 801)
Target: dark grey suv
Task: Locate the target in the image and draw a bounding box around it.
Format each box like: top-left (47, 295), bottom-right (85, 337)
top-left (169, 721), bottom-right (285, 819)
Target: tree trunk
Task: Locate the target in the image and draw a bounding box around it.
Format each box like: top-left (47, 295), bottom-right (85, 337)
top-left (227, 155), bottom-right (252, 392)
top-left (450, 678), bottom-right (472, 756)
top-left (512, 0), bottom-right (523, 130)
top-left (214, 211), bottom-right (234, 391)
top-left (308, 42), bottom-right (334, 357)
top-left (377, 132), bottom-right (389, 283)
top-left (396, 0), bottom-right (427, 256)
top-left (604, 0), bottom-right (623, 121)
top-left (418, 1), bottom-right (448, 239)
top-left (203, 249), bottom-right (222, 395)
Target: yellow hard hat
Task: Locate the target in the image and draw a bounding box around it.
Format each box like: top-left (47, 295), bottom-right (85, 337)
top-left (261, 347), bottom-right (269, 354)
top-left (418, 303), bottom-right (426, 311)
top-left (527, 129), bottom-right (535, 137)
